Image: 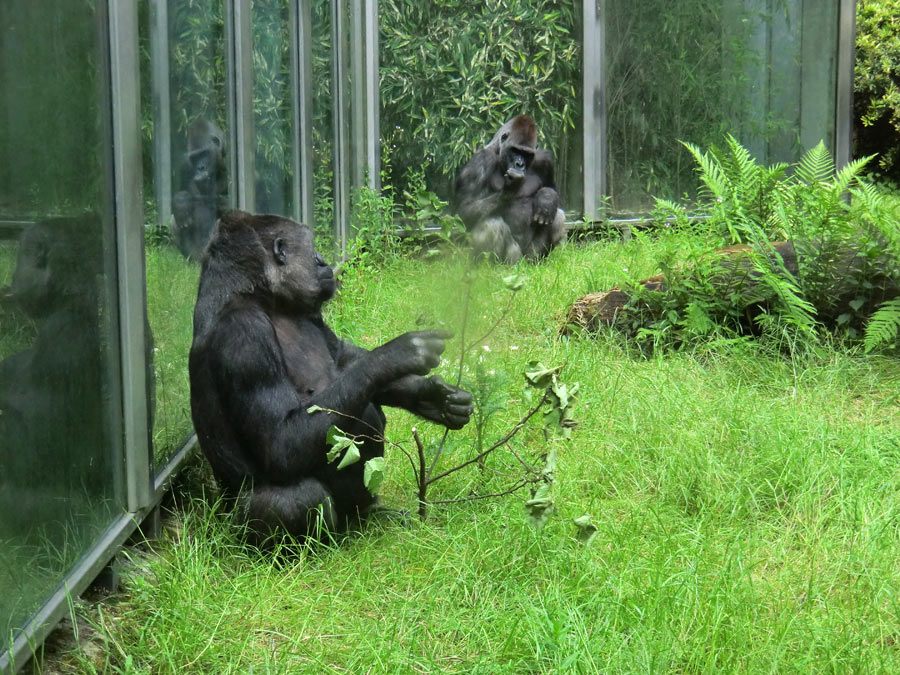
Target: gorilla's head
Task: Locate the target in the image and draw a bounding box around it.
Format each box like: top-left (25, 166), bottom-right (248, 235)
top-left (195, 211), bottom-right (336, 336)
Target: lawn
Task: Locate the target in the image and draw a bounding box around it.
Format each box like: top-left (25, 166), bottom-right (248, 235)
top-left (52, 232), bottom-right (900, 673)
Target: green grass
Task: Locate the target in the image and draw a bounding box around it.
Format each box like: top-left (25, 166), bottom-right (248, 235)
top-left (145, 244), bottom-right (200, 466)
top-left (48, 236), bottom-right (900, 672)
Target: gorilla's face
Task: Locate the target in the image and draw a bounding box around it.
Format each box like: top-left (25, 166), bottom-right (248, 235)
top-left (503, 146), bottom-right (533, 185)
top-left (268, 223), bottom-right (336, 311)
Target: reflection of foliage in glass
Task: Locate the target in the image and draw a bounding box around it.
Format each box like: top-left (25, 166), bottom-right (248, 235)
top-left (251, 0), bottom-right (294, 216)
top-left (167, 0), bottom-right (228, 138)
top-left (605, 1), bottom-right (776, 212)
top-left (310, 0), bottom-right (335, 235)
top-left (379, 0), bottom-right (580, 201)
top-left (0, 2), bottom-right (102, 213)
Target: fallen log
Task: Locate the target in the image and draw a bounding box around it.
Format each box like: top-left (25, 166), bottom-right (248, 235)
top-left (563, 241), bottom-right (897, 335)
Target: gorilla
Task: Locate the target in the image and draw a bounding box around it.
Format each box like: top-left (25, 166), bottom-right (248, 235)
top-left (172, 118), bottom-right (228, 260)
top-left (188, 211), bottom-right (473, 543)
top-left (453, 115), bottom-right (566, 263)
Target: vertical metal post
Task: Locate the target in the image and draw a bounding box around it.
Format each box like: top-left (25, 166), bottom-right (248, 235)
top-left (226, 0), bottom-right (255, 211)
top-left (291, 0), bottom-right (315, 226)
top-left (108, 0), bottom-right (152, 512)
top-left (332, 0), bottom-right (351, 249)
top-left (149, 0), bottom-right (171, 227)
top-left (582, 0), bottom-right (606, 221)
top-left (835, 0), bottom-right (856, 169)
top-left (364, 0), bottom-right (380, 191)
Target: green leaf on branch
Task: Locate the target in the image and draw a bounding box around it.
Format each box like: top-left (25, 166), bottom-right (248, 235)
top-left (524, 361), bottom-right (563, 388)
top-left (307, 404), bottom-right (325, 414)
top-left (503, 273), bottom-right (524, 292)
top-left (363, 457), bottom-right (385, 494)
top-left (573, 514), bottom-right (598, 545)
top-left (325, 426), bottom-right (361, 469)
top-left (525, 483), bottom-right (555, 529)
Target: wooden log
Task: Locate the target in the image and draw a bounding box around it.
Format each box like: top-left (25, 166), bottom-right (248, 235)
top-left (562, 240), bottom-right (868, 335)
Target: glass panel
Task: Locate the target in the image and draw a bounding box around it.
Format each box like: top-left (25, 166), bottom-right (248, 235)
top-left (378, 3), bottom-right (583, 217)
top-left (310, 0), bottom-right (337, 249)
top-left (141, 0), bottom-right (228, 470)
top-left (252, 0), bottom-right (296, 218)
top-left (0, 1), bottom-right (124, 640)
top-left (605, 0), bottom-right (839, 215)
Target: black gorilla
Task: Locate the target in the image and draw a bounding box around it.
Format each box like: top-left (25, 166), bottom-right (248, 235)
top-left (453, 114), bottom-right (566, 263)
top-left (172, 118), bottom-right (228, 260)
top-left (189, 211), bottom-right (473, 542)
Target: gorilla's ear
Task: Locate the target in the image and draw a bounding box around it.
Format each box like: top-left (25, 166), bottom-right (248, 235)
top-left (273, 237), bottom-right (288, 266)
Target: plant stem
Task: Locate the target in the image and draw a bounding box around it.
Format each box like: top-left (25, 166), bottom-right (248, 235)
top-left (426, 393), bottom-right (548, 485)
top-left (413, 428), bottom-right (428, 520)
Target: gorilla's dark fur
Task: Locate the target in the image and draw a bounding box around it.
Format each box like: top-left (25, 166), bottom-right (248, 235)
top-left (188, 211), bottom-right (473, 543)
top-left (453, 115), bottom-right (566, 263)
top-left (172, 118), bottom-right (228, 260)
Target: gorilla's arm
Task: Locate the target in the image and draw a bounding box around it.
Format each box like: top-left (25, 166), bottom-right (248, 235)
top-left (206, 307), bottom-right (449, 482)
top-left (453, 149), bottom-right (510, 230)
top-left (335, 340), bottom-right (473, 429)
top-left (528, 150), bottom-right (560, 226)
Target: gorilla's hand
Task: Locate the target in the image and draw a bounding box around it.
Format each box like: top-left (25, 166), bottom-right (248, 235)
top-left (532, 187), bottom-right (560, 226)
top-left (375, 330), bottom-right (451, 378)
top-left (415, 376), bottom-right (474, 430)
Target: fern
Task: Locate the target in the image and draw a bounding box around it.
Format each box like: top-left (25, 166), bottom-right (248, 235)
top-left (864, 298), bottom-right (900, 352)
top-left (794, 141), bottom-right (834, 186)
top-left (832, 155), bottom-right (874, 197)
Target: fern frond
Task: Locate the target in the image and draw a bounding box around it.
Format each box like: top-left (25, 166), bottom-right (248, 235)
top-left (724, 134), bottom-right (760, 197)
top-left (795, 141), bottom-right (834, 186)
top-left (833, 155), bottom-right (874, 196)
top-left (850, 180), bottom-right (884, 215)
top-left (682, 140), bottom-right (728, 202)
top-left (864, 298), bottom-right (900, 352)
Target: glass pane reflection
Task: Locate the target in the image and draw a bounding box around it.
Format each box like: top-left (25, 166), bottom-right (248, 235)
top-left (605, 0), bottom-right (839, 215)
top-left (253, 0), bottom-right (297, 218)
top-left (0, 1), bottom-right (124, 641)
top-left (142, 0), bottom-right (227, 470)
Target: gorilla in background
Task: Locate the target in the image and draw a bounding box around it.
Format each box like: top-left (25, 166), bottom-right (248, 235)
top-left (453, 114), bottom-right (566, 263)
top-left (189, 211), bottom-right (473, 543)
top-left (172, 118), bottom-right (228, 260)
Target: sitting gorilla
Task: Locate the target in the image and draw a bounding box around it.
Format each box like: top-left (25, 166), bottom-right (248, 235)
top-left (453, 114), bottom-right (566, 263)
top-left (172, 118), bottom-right (228, 260)
top-left (189, 211), bottom-right (473, 543)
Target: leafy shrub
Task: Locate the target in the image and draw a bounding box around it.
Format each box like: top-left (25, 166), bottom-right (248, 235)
top-left (624, 136), bottom-right (900, 351)
top-left (854, 0), bottom-right (900, 181)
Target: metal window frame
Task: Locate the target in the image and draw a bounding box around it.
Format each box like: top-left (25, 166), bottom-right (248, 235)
top-left (226, 0), bottom-right (255, 211)
top-left (364, 0), bottom-right (380, 192)
top-left (149, 0), bottom-right (172, 228)
top-left (291, 0), bottom-right (315, 226)
top-left (581, 0), bottom-right (606, 222)
top-left (110, 0), bottom-right (153, 516)
top-left (835, 0), bottom-right (856, 169)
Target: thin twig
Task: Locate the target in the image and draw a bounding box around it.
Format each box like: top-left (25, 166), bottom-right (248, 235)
top-left (426, 393), bottom-right (549, 485)
top-left (428, 477), bottom-right (541, 504)
top-left (413, 428), bottom-right (428, 520)
top-left (464, 292), bottom-right (516, 354)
